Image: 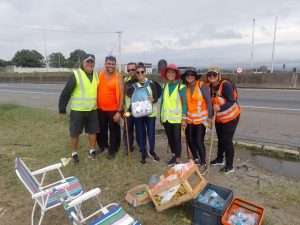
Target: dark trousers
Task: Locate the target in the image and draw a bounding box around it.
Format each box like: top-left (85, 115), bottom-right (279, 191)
top-left (163, 122), bottom-right (182, 158)
top-left (186, 124), bottom-right (206, 164)
top-left (123, 115), bottom-right (135, 150)
top-left (135, 116), bottom-right (156, 157)
top-left (215, 116), bottom-right (239, 168)
top-left (96, 109), bottom-right (121, 154)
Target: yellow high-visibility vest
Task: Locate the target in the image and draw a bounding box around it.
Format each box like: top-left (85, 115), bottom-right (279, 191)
top-left (70, 68), bottom-right (98, 111)
top-left (161, 82), bottom-right (184, 123)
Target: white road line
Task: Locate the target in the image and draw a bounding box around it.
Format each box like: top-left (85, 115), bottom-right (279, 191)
top-left (242, 105), bottom-right (300, 112)
top-left (0, 89), bottom-right (57, 95)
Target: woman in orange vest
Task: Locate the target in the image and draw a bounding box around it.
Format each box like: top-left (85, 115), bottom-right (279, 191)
top-left (97, 56), bottom-right (124, 159)
top-left (206, 67), bottom-right (240, 174)
top-left (182, 69), bottom-right (212, 171)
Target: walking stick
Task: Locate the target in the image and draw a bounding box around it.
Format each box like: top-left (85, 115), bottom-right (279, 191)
top-left (207, 114), bottom-right (216, 178)
top-left (124, 112), bottom-right (132, 165)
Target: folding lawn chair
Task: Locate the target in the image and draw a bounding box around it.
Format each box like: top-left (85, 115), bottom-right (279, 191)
top-left (15, 157), bottom-right (83, 225)
top-left (63, 188), bottom-right (141, 225)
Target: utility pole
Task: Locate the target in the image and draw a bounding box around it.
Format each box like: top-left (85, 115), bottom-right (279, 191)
top-left (250, 18), bottom-right (255, 71)
top-left (42, 28), bottom-right (49, 70)
top-left (271, 16), bottom-right (278, 73)
top-left (117, 31), bottom-right (123, 72)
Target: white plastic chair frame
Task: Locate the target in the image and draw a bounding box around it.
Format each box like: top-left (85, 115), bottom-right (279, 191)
top-left (15, 157), bottom-right (83, 225)
top-left (65, 188), bottom-right (109, 225)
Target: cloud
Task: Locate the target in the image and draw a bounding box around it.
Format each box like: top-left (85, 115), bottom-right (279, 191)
top-left (0, 0), bottom-right (300, 67)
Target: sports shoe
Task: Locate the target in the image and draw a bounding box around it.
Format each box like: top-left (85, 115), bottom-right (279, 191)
top-left (220, 166), bottom-right (235, 175)
top-left (88, 149), bottom-right (96, 160)
top-left (149, 152), bottom-right (160, 162)
top-left (72, 152), bottom-right (79, 164)
top-left (199, 164), bottom-right (207, 174)
top-left (194, 158), bottom-right (200, 165)
top-left (167, 156), bottom-right (176, 166)
top-left (107, 153), bottom-right (116, 160)
top-left (140, 156), bottom-right (146, 164)
top-left (210, 158), bottom-right (225, 166)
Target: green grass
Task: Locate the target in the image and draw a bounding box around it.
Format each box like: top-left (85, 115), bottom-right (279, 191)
top-left (1, 104), bottom-right (300, 225)
top-left (0, 104), bottom-right (192, 225)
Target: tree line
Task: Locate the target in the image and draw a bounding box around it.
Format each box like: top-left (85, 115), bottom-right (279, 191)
top-left (0, 49), bottom-right (88, 68)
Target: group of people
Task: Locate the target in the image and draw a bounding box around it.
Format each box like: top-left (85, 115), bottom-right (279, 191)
top-left (59, 53), bottom-right (240, 174)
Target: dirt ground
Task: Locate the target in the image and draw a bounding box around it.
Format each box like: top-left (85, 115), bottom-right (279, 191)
top-left (0, 104), bottom-right (299, 225)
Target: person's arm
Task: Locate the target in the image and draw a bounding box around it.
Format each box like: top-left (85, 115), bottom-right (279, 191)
top-left (149, 81), bottom-right (161, 103)
top-left (220, 81), bottom-right (235, 111)
top-left (58, 75), bottom-right (76, 114)
top-left (179, 84), bottom-right (187, 118)
top-left (201, 85), bottom-right (213, 119)
top-left (118, 75), bottom-right (124, 112)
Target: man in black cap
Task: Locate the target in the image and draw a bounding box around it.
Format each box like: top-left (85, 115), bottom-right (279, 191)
top-left (59, 53), bottom-right (99, 163)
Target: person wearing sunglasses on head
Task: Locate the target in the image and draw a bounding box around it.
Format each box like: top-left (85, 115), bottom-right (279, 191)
top-left (123, 62), bottom-right (138, 153)
top-left (206, 66), bottom-right (240, 175)
top-left (97, 56), bottom-right (124, 159)
top-left (182, 69), bottom-right (213, 172)
top-left (160, 64), bottom-right (187, 165)
top-left (58, 54), bottom-right (99, 163)
top-left (126, 62), bottom-right (162, 164)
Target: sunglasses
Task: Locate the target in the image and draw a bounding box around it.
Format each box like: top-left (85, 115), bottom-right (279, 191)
top-left (207, 72), bottom-right (218, 77)
top-left (127, 69), bottom-right (136, 72)
top-left (136, 70), bottom-right (145, 74)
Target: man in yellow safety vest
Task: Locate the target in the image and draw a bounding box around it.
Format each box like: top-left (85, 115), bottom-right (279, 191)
top-left (59, 54), bottom-right (99, 163)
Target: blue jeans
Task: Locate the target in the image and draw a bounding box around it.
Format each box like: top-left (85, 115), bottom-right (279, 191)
top-left (134, 116), bottom-right (156, 157)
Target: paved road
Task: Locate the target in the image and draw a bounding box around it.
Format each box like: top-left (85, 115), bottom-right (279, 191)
top-left (0, 83), bottom-right (299, 148)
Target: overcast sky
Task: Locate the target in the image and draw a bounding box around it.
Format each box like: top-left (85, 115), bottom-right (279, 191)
top-left (1, 0), bottom-right (300, 68)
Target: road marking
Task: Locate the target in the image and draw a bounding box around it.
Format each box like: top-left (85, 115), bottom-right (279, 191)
top-left (242, 105), bottom-right (300, 112)
top-left (0, 89), bottom-right (57, 95)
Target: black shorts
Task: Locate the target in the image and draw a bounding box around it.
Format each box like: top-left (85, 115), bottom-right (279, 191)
top-left (69, 110), bottom-right (99, 137)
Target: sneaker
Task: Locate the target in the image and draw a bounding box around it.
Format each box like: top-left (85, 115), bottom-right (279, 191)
top-left (88, 149), bottom-right (96, 160)
top-left (107, 153), bottom-right (115, 160)
top-left (72, 152), bottom-right (79, 163)
top-left (167, 156), bottom-right (176, 166)
top-left (194, 158), bottom-right (200, 165)
top-left (149, 152), bottom-right (160, 162)
top-left (140, 156), bottom-right (146, 164)
top-left (210, 158), bottom-right (225, 166)
top-left (220, 166), bottom-right (235, 175)
top-left (199, 164), bottom-right (207, 174)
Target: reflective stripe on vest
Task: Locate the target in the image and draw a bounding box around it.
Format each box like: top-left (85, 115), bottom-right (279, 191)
top-left (70, 69), bottom-right (98, 111)
top-left (161, 83), bottom-right (183, 123)
top-left (186, 80), bottom-right (208, 125)
top-left (214, 80), bottom-right (240, 123)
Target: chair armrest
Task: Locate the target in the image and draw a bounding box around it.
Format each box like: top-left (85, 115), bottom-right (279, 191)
top-left (68, 188), bottom-right (101, 207)
top-left (32, 182), bottom-right (70, 199)
top-left (31, 163), bottom-right (63, 176)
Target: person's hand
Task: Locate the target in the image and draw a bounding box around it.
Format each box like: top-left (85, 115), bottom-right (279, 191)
top-left (113, 111), bottom-right (121, 122)
top-left (207, 118), bottom-right (212, 129)
top-left (148, 96), bottom-right (154, 103)
top-left (213, 104), bottom-right (221, 112)
top-left (181, 119), bottom-right (187, 129)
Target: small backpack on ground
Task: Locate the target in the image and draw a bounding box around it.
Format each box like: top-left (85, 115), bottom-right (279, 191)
top-left (131, 80), bottom-right (153, 118)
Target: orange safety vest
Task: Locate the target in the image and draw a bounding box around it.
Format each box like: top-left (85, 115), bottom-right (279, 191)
top-left (213, 80), bottom-right (240, 124)
top-left (97, 71), bottom-right (121, 111)
top-left (186, 80), bottom-right (208, 125)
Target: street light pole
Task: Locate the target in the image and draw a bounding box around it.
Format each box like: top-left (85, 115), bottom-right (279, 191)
top-left (271, 16), bottom-right (278, 73)
top-left (250, 18), bottom-right (255, 71)
top-left (117, 31), bottom-right (123, 72)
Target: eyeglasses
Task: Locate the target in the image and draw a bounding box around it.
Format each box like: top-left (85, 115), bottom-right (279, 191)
top-left (127, 69), bottom-right (136, 72)
top-left (207, 72), bottom-right (218, 77)
top-left (136, 70), bottom-right (145, 74)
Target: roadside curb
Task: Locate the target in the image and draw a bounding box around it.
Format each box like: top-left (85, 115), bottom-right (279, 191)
top-left (234, 140), bottom-right (300, 159)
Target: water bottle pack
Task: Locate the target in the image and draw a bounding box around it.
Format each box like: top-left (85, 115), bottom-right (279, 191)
top-left (228, 208), bottom-right (258, 225)
top-left (197, 189), bottom-right (226, 210)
